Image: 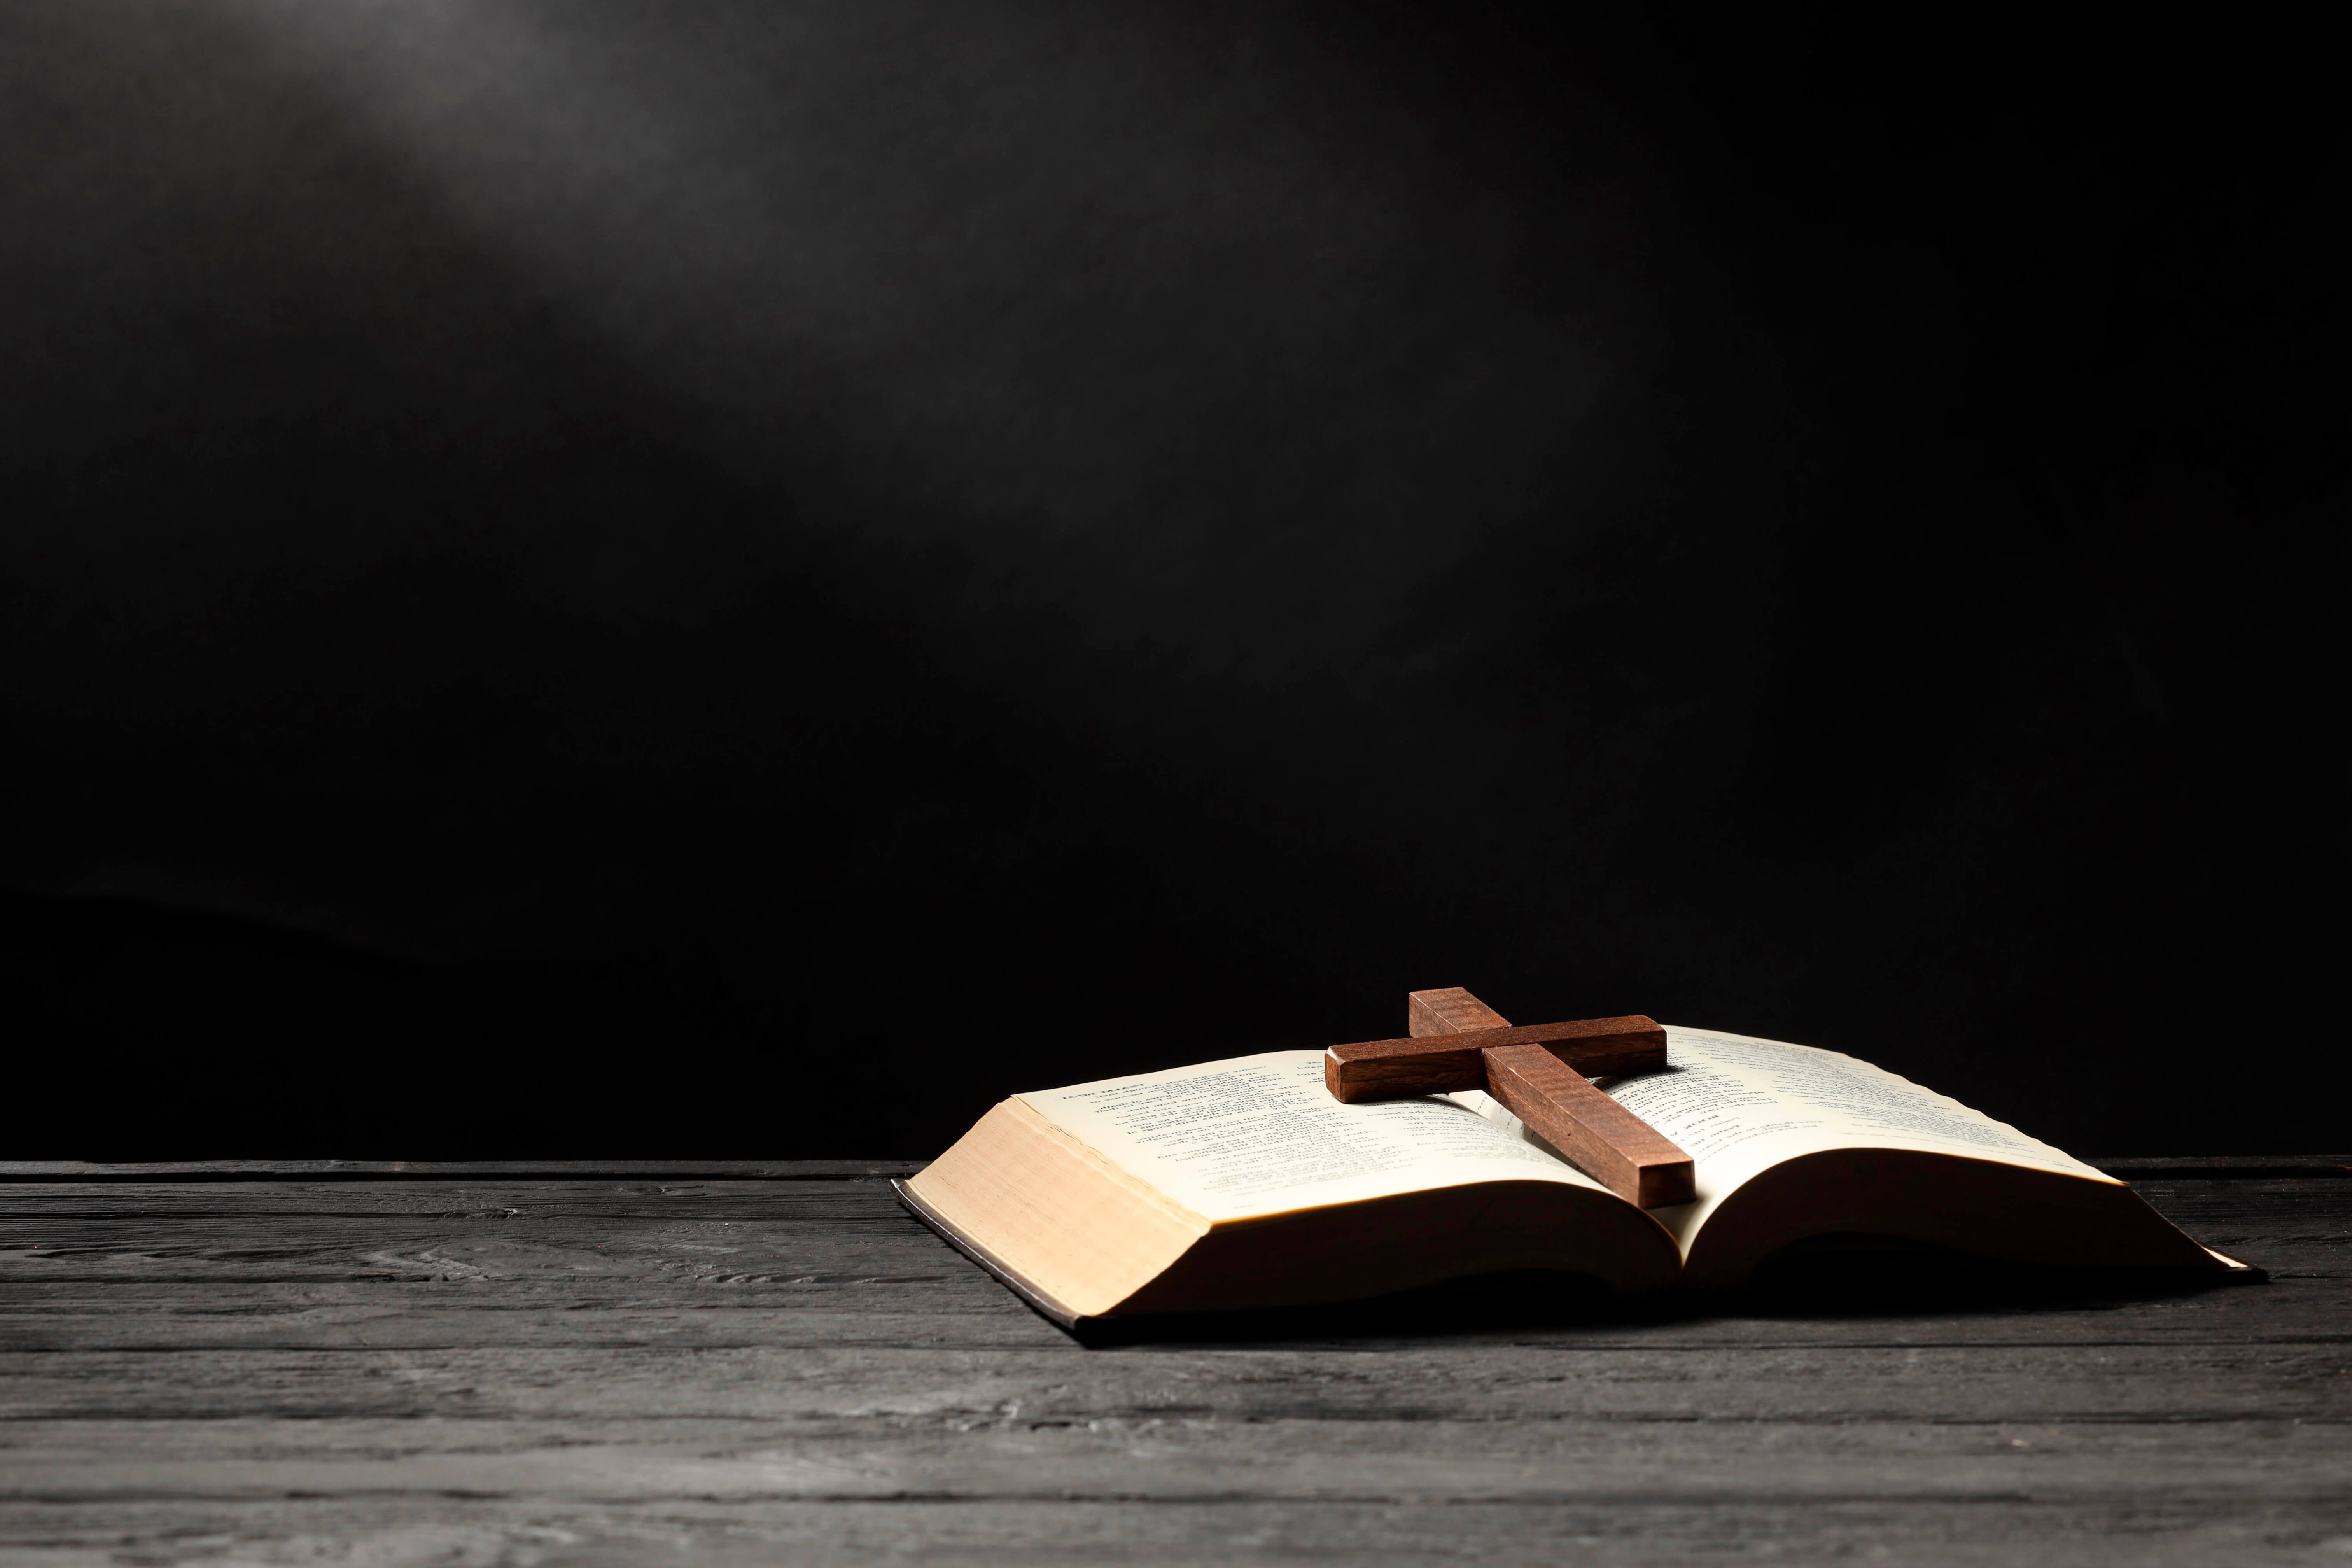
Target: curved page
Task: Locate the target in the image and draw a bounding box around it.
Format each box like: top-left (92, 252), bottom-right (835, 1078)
top-left (1454, 1025), bottom-right (2111, 1257)
top-left (1018, 1050), bottom-right (1612, 1225)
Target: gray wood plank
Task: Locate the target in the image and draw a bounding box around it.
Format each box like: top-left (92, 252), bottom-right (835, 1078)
top-left (0, 1162), bottom-right (925, 1180)
top-left (4, 1167), bottom-right (2349, 1566)
top-left (6, 1495), bottom-right (2348, 1568)
top-left (2090, 1156), bottom-right (2352, 1177)
top-left (1, 1178), bottom-right (2342, 1350)
top-left (4, 1285), bottom-right (2345, 1354)
top-left (7, 1334), bottom-right (2350, 1421)
top-left (7, 1414), bottom-right (2350, 1497)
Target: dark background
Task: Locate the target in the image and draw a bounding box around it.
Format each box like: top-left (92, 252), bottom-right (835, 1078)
top-left (4, 4), bottom-right (2342, 1157)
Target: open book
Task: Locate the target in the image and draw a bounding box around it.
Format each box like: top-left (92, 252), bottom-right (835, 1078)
top-left (898, 1025), bottom-right (2253, 1325)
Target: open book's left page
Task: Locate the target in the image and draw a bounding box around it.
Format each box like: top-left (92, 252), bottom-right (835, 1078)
top-left (1018, 1051), bottom-right (1607, 1224)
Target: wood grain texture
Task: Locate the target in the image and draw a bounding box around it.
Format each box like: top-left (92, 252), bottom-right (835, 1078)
top-left (1407, 985), bottom-right (1512, 1037)
top-left (1402, 988), bottom-right (1692, 1207)
top-left (1324, 1017), bottom-right (1668, 1102)
top-left (0, 1166), bottom-right (2346, 1565)
top-left (1482, 1045), bottom-right (1697, 1208)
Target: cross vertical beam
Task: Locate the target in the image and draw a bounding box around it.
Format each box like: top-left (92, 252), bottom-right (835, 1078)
top-left (1408, 987), bottom-right (1696, 1209)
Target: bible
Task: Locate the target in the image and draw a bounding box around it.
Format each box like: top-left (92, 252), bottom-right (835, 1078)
top-left (897, 1024), bottom-right (2254, 1326)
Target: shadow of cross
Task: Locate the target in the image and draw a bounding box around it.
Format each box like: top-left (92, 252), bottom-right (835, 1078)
top-left (1322, 987), bottom-right (1696, 1208)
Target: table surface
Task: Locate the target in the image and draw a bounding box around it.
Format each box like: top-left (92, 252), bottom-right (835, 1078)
top-left (2, 1158), bottom-right (2347, 1566)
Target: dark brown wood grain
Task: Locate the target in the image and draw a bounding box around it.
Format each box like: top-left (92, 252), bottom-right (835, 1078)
top-left (1407, 985), bottom-right (1513, 1037)
top-left (1323, 1016), bottom-right (1668, 1101)
top-left (1482, 1044), bottom-right (1697, 1208)
top-left (0, 1165), bottom-right (2341, 1564)
top-left (1396, 987), bottom-right (1693, 1207)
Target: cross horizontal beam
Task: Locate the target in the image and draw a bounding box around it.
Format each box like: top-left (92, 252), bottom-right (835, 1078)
top-left (1323, 1015), bottom-right (1666, 1102)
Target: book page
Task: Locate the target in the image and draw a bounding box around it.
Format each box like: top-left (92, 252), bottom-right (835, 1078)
top-left (1018, 1051), bottom-right (1606, 1224)
top-left (1453, 1025), bottom-right (2111, 1252)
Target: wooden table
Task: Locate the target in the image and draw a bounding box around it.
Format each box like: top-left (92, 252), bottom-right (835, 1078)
top-left (4, 1158), bottom-right (2347, 1565)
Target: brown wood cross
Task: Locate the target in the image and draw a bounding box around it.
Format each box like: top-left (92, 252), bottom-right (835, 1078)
top-left (1321, 986), bottom-right (1696, 1208)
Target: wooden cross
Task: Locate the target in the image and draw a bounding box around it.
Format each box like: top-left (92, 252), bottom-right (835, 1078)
top-left (1321, 987), bottom-right (1697, 1208)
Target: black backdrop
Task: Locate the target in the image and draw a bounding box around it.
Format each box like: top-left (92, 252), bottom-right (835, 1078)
top-left (4, 4), bottom-right (2342, 1157)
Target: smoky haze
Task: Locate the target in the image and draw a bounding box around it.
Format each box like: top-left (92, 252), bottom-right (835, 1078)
top-left (2, 4), bottom-right (2340, 1155)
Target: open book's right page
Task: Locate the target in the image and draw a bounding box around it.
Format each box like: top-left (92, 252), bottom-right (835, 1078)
top-left (1454, 1025), bottom-right (2112, 1255)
